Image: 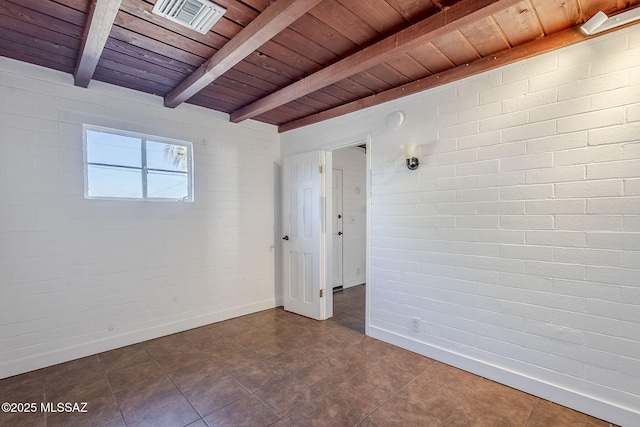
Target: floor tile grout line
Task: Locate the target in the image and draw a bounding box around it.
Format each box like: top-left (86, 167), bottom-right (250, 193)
top-left (167, 369), bottom-right (208, 426)
top-left (523, 397), bottom-right (542, 427)
top-left (352, 360), bottom-right (439, 426)
top-left (436, 378), bottom-right (478, 427)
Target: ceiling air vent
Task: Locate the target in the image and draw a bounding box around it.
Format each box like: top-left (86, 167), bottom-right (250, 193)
top-left (152, 0), bottom-right (226, 34)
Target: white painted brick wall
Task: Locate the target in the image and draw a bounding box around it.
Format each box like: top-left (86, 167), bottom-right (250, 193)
top-left (589, 122), bottom-right (640, 145)
top-left (555, 180), bottom-right (623, 198)
top-left (587, 197), bottom-right (640, 214)
top-left (281, 25), bottom-right (640, 425)
top-left (0, 58), bottom-right (279, 378)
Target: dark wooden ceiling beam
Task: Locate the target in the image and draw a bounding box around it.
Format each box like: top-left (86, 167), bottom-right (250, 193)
top-left (74, 0), bottom-right (122, 88)
top-left (277, 26), bottom-right (589, 133)
top-left (164, 0), bottom-right (323, 108)
top-left (230, 0), bottom-right (521, 123)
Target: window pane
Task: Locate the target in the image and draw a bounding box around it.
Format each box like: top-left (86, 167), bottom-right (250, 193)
top-left (86, 130), bottom-right (141, 167)
top-left (147, 141), bottom-right (188, 172)
top-left (147, 170), bottom-right (188, 199)
top-left (84, 127), bottom-right (193, 201)
top-left (87, 165), bottom-right (142, 198)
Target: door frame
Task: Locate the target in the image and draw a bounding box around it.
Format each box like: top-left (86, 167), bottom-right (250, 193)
top-left (278, 134), bottom-right (371, 327)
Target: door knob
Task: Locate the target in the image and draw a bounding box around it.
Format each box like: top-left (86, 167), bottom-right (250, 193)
top-left (338, 231), bottom-right (343, 236)
top-left (282, 235), bottom-right (289, 240)
top-left (338, 214), bottom-right (342, 219)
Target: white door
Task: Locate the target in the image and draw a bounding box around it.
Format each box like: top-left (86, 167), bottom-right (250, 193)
top-left (332, 169), bottom-right (343, 289)
top-left (282, 151), bottom-right (326, 320)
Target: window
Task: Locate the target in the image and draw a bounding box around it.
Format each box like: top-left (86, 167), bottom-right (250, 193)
top-left (83, 126), bottom-right (194, 201)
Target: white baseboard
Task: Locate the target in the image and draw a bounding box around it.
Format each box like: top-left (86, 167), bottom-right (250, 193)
top-left (368, 325), bottom-right (639, 427)
top-left (343, 277), bottom-right (365, 289)
top-left (0, 298), bottom-right (277, 380)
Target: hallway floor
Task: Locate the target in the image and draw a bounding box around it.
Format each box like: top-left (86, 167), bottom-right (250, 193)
top-left (0, 285), bottom-right (615, 426)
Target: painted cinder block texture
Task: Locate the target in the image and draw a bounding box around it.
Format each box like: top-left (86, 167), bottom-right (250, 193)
top-left (0, 57), bottom-right (280, 379)
top-left (281, 25), bottom-right (640, 426)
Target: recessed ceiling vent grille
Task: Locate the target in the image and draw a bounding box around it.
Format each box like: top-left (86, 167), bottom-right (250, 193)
top-left (152, 0), bottom-right (226, 34)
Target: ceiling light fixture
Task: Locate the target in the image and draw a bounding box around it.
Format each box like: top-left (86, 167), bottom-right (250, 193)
top-left (581, 7), bottom-right (640, 35)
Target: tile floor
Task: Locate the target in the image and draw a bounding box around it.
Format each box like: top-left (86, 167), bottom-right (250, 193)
top-left (0, 285), bottom-right (616, 427)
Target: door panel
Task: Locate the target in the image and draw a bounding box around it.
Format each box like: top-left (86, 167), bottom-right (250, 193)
top-left (282, 151), bottom-right (325, 320)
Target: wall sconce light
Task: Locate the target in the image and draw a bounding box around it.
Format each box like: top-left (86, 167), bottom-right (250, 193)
top-left (401, 143), bottom-right (420, 170)
top-left (581, 7), bottom-right (640, 35)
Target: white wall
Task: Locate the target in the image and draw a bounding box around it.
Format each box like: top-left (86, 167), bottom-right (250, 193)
top-left (281, 26), bottom-right (640, 426)
top-left (0, 57), bottom-right (280, 379)
top-left (333, 147), bottom-right (366, 288)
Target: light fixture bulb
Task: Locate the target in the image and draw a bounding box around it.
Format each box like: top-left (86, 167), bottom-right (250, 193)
top-left (401, 143), bottom-right (417, 159)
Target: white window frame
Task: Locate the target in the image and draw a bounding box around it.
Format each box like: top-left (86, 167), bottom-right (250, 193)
top-left (83, 125), bottom-right (194, 202)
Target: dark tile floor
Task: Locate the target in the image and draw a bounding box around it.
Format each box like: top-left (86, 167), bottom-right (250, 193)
top-left (0, 285), bottom-right (616, 426)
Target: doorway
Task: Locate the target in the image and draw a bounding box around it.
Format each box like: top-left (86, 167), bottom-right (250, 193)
top-left (330, 145), bottom-right (367, 332)
top-left (280, 137), bottom-right (370, 329)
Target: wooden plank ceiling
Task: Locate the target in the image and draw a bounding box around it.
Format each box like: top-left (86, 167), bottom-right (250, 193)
top-left (1, 0), bottom-right (639, 132)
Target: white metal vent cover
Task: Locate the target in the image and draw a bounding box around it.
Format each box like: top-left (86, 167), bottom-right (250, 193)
top-left (152, 0), bottom-right (226, 34)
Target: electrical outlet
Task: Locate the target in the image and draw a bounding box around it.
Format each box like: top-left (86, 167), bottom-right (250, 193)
top-left (411, 318), bottom-right (420, 332)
